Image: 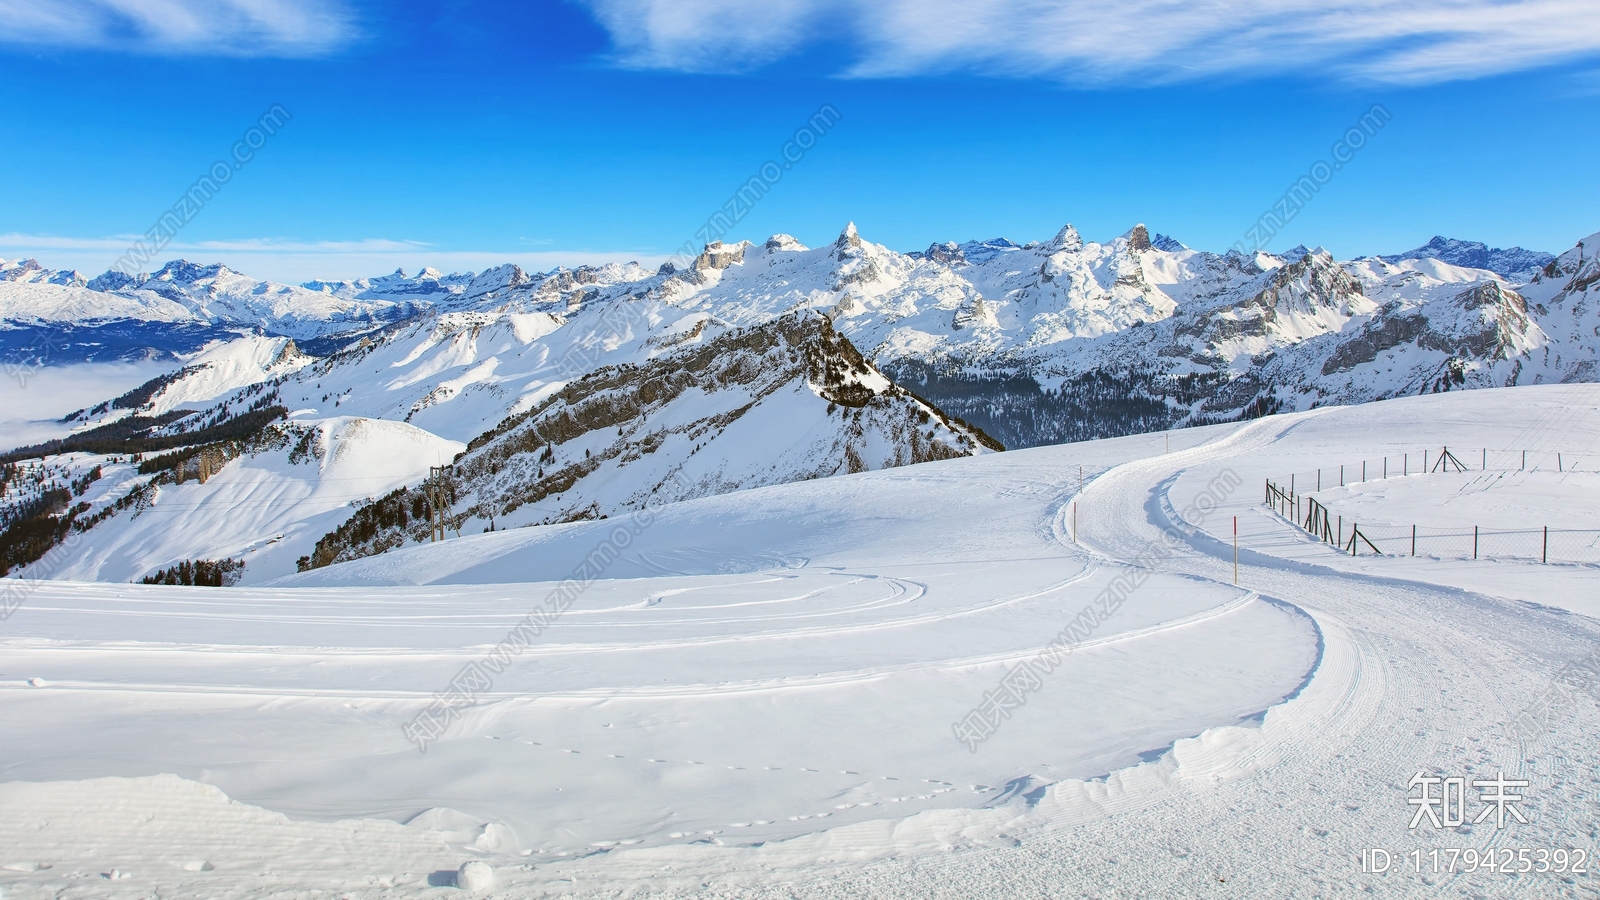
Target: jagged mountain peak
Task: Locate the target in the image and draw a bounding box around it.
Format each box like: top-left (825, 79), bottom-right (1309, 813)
top-left (1049, 224), bottom-right (1083, 252)
top-left (764, 234), bottom-right (807, 253)
top-left (1381, 235), bottom-right (1554, 279)
top-left (836, 221), bottom-right (863, 251)
top-left (151, 259), bottom-right (236, 283)
top-left (0, 257), bottom-right (87, 287)
top-left (918, 241), bottom-right (965, 265)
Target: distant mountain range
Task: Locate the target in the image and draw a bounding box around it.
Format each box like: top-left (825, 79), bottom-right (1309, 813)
top-left (2, 223), bottom-right (1595, 584)
top-left (1378, 236), bottom-right (1554, 279)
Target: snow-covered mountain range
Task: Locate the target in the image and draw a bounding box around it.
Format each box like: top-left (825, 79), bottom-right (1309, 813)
top-left (2, 222), bottom-right (1595, 584)
top-left (1378, 235), bottom-right (1554, 279)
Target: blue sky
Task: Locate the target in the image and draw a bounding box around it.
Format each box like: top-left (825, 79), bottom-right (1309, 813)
top-left (1, 0), bottom-right (1598, 282)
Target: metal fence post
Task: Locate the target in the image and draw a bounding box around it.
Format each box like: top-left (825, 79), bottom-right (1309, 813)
top-left (1412, 524), bottom-right (1416, 557)
top-left (1473, 525), bottom-right (1479, 560)
top-left (1543, 526), bottom-right (1548, 564)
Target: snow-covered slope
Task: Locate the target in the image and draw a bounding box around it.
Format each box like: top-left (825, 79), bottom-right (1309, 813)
top-left (4, 385), bottom-right (1598, 898)
top-left (43, 417), bottom-right (463, 585)
top-left (4, 223), bottom-right (1598, 589)
top-left (8, 312), bottom-right (992, 583)
top-left (1515, 230), bottom-right (1600, 384)
top-left (299, 312), bottom-right (995, 571)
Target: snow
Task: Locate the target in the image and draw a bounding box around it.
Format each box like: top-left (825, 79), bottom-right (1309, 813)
top-left (7, 223), bottom-right (1596, 465)
top-left (138, 334), bottom-right (310, 416)
top-left (41, 416), bottom-right (464, 585)
top-left (3, 384), bottom-right (1598, 897)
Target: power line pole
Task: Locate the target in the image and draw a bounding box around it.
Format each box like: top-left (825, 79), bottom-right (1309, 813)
top-left (426, 465), bottom-right (450, 542)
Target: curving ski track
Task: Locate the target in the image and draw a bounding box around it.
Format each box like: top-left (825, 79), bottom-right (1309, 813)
top-left (658, 413), bottom-right (1600, 898)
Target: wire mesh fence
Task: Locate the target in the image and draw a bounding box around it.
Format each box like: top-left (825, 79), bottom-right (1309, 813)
top-left (1263, 447), bottom-right (1600, 565)
top-left (1274, 447), bottom-right (1586, 495)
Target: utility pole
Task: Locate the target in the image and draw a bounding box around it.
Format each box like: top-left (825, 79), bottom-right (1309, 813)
top-left (426, 465), bottom-right (450, 542)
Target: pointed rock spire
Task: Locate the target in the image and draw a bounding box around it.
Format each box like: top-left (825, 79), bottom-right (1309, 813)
top-left (1048, 224), bottom-right (1082, 252)
top-left (835, 222), bottom-right (862, 251)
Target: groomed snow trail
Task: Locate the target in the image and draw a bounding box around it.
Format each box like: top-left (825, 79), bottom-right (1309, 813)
top-left (595, 400), bottom-right (1600, 898)
top-left (3, 387), bottom-right (1597, 898)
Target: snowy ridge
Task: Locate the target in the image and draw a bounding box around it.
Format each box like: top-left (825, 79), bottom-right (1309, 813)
top-left (1378, 235), bottom-right (1556, 279)
top-left (299, 313), bottom-right (994, 571)
top-left (39, 416), bottom-right (463, 585)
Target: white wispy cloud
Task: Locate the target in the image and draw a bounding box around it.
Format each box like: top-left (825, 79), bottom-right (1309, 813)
top-left (0, 0), bottom-right (355, 56)
top-left (0, 233), bottom-right (663, 284)
top-left (577, 0), bottom-right (1600, 84)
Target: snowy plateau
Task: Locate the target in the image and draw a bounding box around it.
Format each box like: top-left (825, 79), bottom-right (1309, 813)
top-left (0, 223), bottom-right (1598, 898)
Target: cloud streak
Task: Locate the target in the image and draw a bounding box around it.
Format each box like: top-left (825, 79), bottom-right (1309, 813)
top-left (0, 0), bottom-right (355, 56)
top-left (577, 0), bottom-right (1600, 84)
